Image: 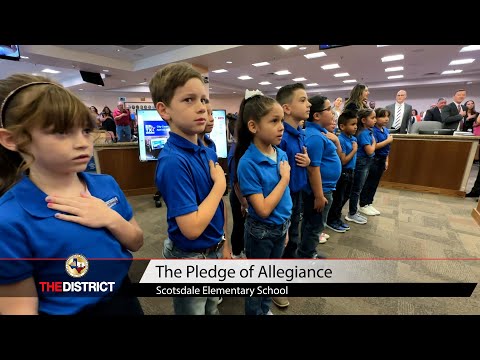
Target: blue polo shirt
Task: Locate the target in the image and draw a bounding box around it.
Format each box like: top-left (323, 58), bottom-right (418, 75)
top-left (227, 142), bottom-right (237, 189)
top-left (373, 126), bottom-right (390, 157)
top-left (339, 132), bottom-right (357, 170)
top-left (278, 122), bottom-right (308, 194)
top-left (357, 128), bottom-right (375, 158)
top-left (238, 142), bottom-right (292, 225)
top-left (204, 134), bottom-right (217, 153)
top-left (156, 132), bottom-right (224, 251)
top-left (0, 172), bottom-right (133, 315)
top-left (303, 122), bottom-right (342, 193)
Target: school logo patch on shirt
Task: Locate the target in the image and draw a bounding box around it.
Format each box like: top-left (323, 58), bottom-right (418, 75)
top-left (105, 197), bottom-right (119, 208)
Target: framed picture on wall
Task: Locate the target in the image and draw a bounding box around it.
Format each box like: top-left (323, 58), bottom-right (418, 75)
top-left (124, 102), bottom-right (155, 112)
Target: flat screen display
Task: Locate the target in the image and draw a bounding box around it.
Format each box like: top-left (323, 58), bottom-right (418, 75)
top-left (0, 45), bottom-right (20, 61)
top-left (137, 109), bottom-right (170, 161)
top-left (210, 109), bottom-right (228, 158)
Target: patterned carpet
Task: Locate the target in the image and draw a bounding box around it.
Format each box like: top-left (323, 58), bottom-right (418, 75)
top-left (128, 165), bottom-right (480, 315)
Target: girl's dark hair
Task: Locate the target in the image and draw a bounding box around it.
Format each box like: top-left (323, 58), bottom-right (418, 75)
top-left (465, 100), bottom-right (476, 115)
top-left (374, 107), bottom-right (390, 119)
top-left (307, 95), bottom-right (328, 122)
top-left (0, 74), bottom-right (96, 196)
top-left (234, 94), bottom-right (277, 175)
top-left (356, 108), bottom-right (374, 136)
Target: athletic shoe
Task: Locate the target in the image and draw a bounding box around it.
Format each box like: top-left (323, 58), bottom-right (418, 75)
top-left (345, 213), bottom-right (368, 224)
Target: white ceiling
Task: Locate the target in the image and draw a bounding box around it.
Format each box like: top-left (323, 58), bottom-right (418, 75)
top-left (2, 45), bottom-right (479, 96)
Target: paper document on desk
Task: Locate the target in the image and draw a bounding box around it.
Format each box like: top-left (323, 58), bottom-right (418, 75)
top-left (453, 131), bottom-right (474, 136)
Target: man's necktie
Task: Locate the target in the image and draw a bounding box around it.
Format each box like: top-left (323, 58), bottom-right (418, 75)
top-left (393, 106), bottom-right (402, 129)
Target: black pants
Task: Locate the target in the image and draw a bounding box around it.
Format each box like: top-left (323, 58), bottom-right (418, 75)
top-left (283, 191), bottom-right (302, 259)
top-left (327, 169), bottom-right (354, 225)
top-left (360, 156), bottom-right (386, 207)
top-left (229, 190), bottom-right (246, 256)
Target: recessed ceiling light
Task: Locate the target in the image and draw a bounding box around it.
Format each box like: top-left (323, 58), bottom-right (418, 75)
top-left (449, 59), bottom-right (475, 65)
top-left (274, 70), bottom-right (291, 75)
top-left (212, 69), bottom-right (228, 73)
top-left (259, 81), bottom-right (271, 85)
top-left (121, 79), bottom-right (126, 82)
top-left (238, 75), bottom-right (253, 80)
top-left (306, 83), bottom-right (319, 86)
top-left (343, 79), bottom-right (357, 83)
top-left (138, 82), bottom-right (148, 85)
top-left (233, 91), bottom-right (237, 94)
top-left (103, 69), bottom-right (109, 72)
top-left (292, 77), bottom-right (307, 81)
top-left (334, 72), bottom-right (350, 77)
top-left (279, 45), bottom-right (297, 50)
top-left (275, 86), bottom-right (282, 89)
top-left (442, 69), bottom-right (463, 74)
top-left (79, 89), bottom-right (83, 91)
top-left (385, 66), bottom-right (404, 72)
top-left (321, 63), bottom-right (340, 70)
top-left (252, 62), bottom-right (270, 67)
top-left (467, 81), bottom-right (473, 84)
top-left (304, 51), bottom-right (326, 59)
top-left (299, 47), bottom-right (307, 50)
top-left (41, 69), bottom-right (61, 74)
top-left (377, 45), bottom-right (390, 47)
top-left (116, 49), bottom-right (121, 52)
top-left (20, 55), bottom-right (29, 59)
top-left (460, 45), bottom-right (480, 52)
top-left (226, 61), bottom-right (232, 64)
top-left (387, 75), bottom-right (404, 79)
top-left (209, 87), bottom-right (212, 90)
top-left (97, 85), bottom-right (102, 87)
top-left (381, 54), bottom-right (404, 62)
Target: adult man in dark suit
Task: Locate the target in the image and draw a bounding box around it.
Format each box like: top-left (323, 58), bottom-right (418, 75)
top-left (424, 97), bottom-right (447, 122)
top-left (386, 89), bottom-right (413, 134)
top-left (441, 89), bottom-right (466, 130)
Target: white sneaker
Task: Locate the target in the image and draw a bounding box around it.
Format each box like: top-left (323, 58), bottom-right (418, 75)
top-left (322, 232), bottom-right (330, 239)
top-left (368, 205), bottom-right (380, 215)
top-left (359, 205), bottom-right (377, 216)
top-left (319, 233), bottom-right (328, 244)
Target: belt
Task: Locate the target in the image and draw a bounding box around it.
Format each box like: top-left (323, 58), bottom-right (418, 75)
top-left (190, 238), bottom-right (225, 255)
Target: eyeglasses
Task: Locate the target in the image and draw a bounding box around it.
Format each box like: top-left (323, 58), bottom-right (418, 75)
top-left (315, 106), bottom-right (332, 113)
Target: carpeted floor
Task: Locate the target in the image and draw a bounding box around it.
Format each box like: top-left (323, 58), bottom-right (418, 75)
top-left (129, 164), bottom-right (480, 315)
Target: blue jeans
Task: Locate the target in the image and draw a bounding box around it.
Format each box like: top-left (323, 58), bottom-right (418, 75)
top-left (163, 238), bottom-right (222, 315)
top-left (297, 191), bottom-right (333, 258)
top-left (360, 156), bottom-right (386, 207)
top-left (244, 216), bottom-right (290, 315)
top-left (283, 191), bottom-right (303, 259)
top-left (116, 125), bottom-right (131, 142)
top-left (349, 156), bottom-right (373, 215)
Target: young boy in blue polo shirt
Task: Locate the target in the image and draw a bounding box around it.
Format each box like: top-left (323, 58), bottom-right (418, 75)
top-left (346, 108), bottom-right (376, 224)
top-left (297, 95), bottom-right (342, 259)
top-left (326, 110), bottom-right (359, 231)
top-left (359, 108), bottom-right (393, 216)
top-left (276, 83), bottom-right (311, 260)
top-left (149, 62), bottom-right (230, 315)
top-left (199, 99), bottom-right (216, 152)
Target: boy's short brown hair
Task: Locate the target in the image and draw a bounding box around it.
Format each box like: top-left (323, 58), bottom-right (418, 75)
top-left (149, 62), bottom-right (203, 106)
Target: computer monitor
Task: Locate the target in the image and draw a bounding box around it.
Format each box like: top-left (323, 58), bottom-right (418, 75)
top-left (210, 109), bottom-right (228, 158)
top-left (137, 109), bottom-right (170, 161)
